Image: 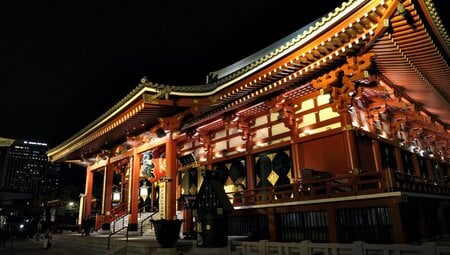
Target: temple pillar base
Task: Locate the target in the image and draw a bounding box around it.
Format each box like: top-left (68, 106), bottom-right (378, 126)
top-left (155, 247), bottom-right (178, 255)
top-left (128, 223), bottom-right (138, 232)
top-left (102, 223), bottom-right (111, 231)
top-left (188, 246), bottom-right (233, 255)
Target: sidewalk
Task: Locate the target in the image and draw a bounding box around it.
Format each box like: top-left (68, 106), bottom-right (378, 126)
top-left (0, 238), bottom-right (80, 255)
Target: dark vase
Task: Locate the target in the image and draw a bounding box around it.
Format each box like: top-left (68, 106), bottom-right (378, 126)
top-left (150, 219), bottom-right (183, 248)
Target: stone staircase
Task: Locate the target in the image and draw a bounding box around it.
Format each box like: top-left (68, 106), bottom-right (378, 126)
top-left (109, 211), bottom-right (158, 236)
top-left (51, 233), bottom-right (127, 255)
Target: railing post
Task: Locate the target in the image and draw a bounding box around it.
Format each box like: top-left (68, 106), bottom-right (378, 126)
top-left (351, 241), bottom-right (364, 255)
top-left (299, 240), bottom-right (310, 255)
top-left (259, 240), bottom-right (268, 255)
top-left (385, 168), bottom-right (395, 191)
top-left (421, 242), bottom-right (436, 255)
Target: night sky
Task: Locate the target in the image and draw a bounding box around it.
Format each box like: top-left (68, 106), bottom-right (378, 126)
top-left (1, 0), bottom-right (449, 149)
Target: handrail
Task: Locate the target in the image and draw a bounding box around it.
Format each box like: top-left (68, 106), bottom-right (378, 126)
top-left (138, 204), bottom-right (148, 218)
top-left (140, 209), bottom-right (158, 236)
top-left (107, 225), bottom-right (129, 250)
top-left (94, 203), bottom-right (127, 231)
top-left (112, 212), bottom-right (128, 233)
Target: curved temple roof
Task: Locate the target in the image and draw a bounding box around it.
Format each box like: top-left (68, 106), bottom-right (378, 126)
top-left (48, 0), bottom-right (450, 162)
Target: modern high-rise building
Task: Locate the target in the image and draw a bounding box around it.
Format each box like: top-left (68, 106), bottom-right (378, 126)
top-left (0, 137), bottom-right (48, 195)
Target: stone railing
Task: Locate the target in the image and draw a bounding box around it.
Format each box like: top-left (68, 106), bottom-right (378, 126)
top-left (240, 240), bottom-right (450, 255)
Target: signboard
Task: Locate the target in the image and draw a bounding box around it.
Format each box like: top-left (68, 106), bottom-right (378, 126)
top-left (159, 181), bottom-right (167, 219)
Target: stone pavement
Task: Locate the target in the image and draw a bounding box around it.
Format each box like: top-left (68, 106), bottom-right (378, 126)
top-left (0, 238), bottom-right (80, 255)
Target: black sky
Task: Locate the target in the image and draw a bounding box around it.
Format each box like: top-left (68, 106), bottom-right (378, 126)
top-left (1, 0), bottom-right (449, 148)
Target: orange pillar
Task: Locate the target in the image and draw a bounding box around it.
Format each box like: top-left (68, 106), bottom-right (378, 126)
top-left (128, 150), bottom-right (141, 231)
top-left (166, 132), bottom-right (177, 220)
top-left (84, 166), bottom-right (94, 220)
top-left (390, 203), bottom-right (406, 243)
top-left (341, 114), bottom-right (360, 174)
top-left (372, 139), bottom-right (383, 172)
top-left (246, 154), bottom-right (255, 191)
top-left (395, 148), bottom-right (404, 173)
top-left (291, 143), bottom-right (301, 181)
top-left (412, 154), bottom-right (421, 177)
top-left (103, 160), bottom-right (113, 230)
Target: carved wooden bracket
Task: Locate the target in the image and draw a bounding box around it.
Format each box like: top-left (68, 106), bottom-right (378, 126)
top-left (271, 96), bottom-right (296, 129)
top-left (237, 119), bottom-right (254, 141)
top-left (311, 53), bottom-right (379, 112)
top-left (158, 114), bottom-right (183, 133)
top-left (199, 132), bottom-right (212, 152)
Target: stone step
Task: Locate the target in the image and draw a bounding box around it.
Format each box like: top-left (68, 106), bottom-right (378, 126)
top-left (51, 233), bottom-right (126, 255)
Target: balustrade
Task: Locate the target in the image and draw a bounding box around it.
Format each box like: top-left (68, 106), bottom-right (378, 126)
top-left (227, 170), bottom-right (450, 207)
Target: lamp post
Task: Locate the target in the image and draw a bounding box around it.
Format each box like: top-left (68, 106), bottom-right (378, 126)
top-left (139, 182), bottom-right (149, 212)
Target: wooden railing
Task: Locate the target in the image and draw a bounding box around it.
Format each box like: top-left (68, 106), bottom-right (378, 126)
top-left (228, 171), bottom-right (386, 207)
top-left (388, 169), bottom-right (450, 195)
top-left (228, 170), bottom-right (450, 207)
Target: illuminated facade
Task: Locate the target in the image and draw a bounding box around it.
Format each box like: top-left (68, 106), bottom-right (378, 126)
top-left (49, 0), bottom-right (450, 243)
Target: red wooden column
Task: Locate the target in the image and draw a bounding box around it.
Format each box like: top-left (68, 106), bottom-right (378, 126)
top-left (290, 143), bottom-right (301, 181)
top-left (102, 160), bottom-right (114, 230)
top-left (166, 132), bottom-right (178, 220)
top-left (128, 150), bottom-right (141, 231)
top-left (390, 202), bottom-right (405, 243)
top-left (159, 115), bottom-right (182, 220)
top-left (245, 153), bottom-right (255, 192)
top-left (327, 205), bottom-right (338, 242)
top-left (395, 148), bottom-right (404, 173)
top-left (412, 154), bottom-right (421, 177)
top-left (84, 165), bottom-right (94, 220)
top-left (426, 159), bottom-right (434, 179)
top-left (372, 139), bottom-right (383, 172)
top-left (340, 113), bottom-right (360, 174)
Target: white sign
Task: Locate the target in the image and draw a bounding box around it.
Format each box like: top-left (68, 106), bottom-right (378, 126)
top-left (159, 181), bottom-right (166, 219)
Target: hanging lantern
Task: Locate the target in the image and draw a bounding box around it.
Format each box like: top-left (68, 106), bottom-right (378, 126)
top-left (140, 182), bottom-right (149, 201)
top-left (112, 188), bottom-right (121, 202)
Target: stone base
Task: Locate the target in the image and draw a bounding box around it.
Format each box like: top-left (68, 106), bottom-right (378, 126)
top-left (127, 230), bottom-right (140, 236)
top-left (97, 229), bottom-right (111, 235)
top-left (128, 223), bottom-right (138, 231)
top-left (188, 246), bottom-right (232, 255)
top-left (155, 247), bottom-right (178, 255)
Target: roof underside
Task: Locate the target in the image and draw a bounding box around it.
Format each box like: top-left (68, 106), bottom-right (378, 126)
top-left (370, 0), bottom-right (450, 123)
top-left (48, 0), bottom-right (450, 162)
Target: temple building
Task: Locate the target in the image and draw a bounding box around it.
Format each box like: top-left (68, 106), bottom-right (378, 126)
top-left (48, 0), bottom-right (450, 244)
